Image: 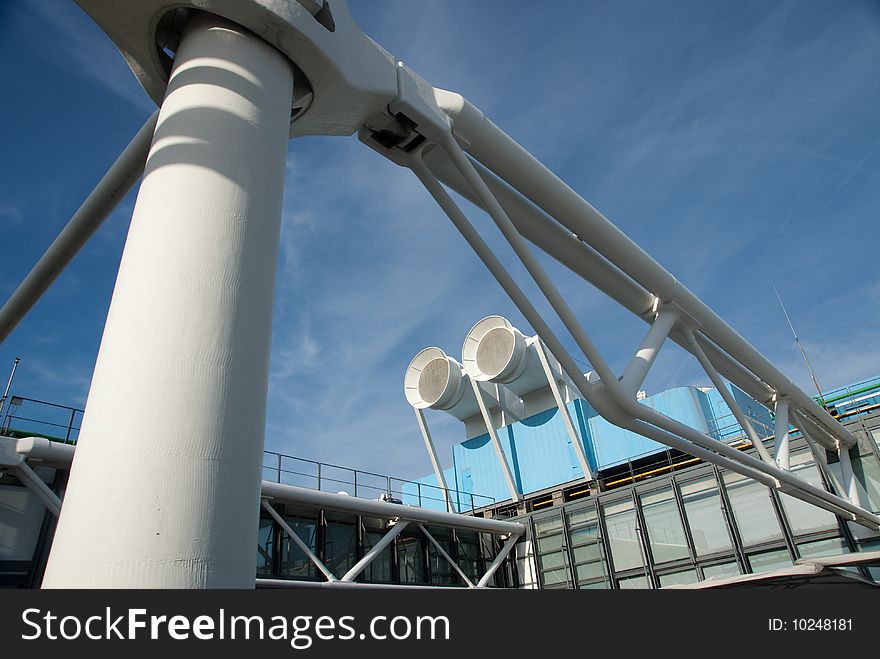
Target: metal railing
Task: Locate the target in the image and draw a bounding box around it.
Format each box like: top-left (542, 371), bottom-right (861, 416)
top-left (0, 392), bottom-right (496, 515)
top-left (1, 396), bottom-right (81, 443)
top-left (261, 451), bottom-right (495, 514)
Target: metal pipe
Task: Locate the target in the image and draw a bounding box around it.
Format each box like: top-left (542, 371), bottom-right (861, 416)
top-left (0, 112), bottom-right (159, 344)
top-left (410, 155), bottom-right (774, 488)
top-left (13, 462), bottom-right (62, 517)
top-left (421, 146), bottom-right (654, 316)
top-left (42, 14), bottom-right (295, 588)
top-left (434, 132), bottom-right (786, 489)
top-left (470, 378), bottom-right (521, 501)
top-left (340, 520), bottom-right (409, 582)
top-left (0, 357), bottom-right (20, 417)
top-left (619, 309), bottom-right (679, 398)
top-left (261, 481), bottom-right (524, 536)
top-left (14, 436), bottom-right (76, 467)
top-left (256, 578), bottom-right (468, 589)
top-left (443, 99), bottom-right (856, 449)
top-left (414, 409), bottom-right (453, 512)
top-left (775, 398), bottom-right (791, 470)
top-left (424, 146), bottom-right (778, 409)
top-left (683, 330), bottom-right (776, 465)
top-left (533, 338), bottom-right (593, 480)
top-left (417, 523), bottom-right (475, 587)
top-left (476, 533), bottom-right (520, 588)
top-left (261, 500), bottom-right (337, 582)
top-left (409, 149), bottom-right (880, 529)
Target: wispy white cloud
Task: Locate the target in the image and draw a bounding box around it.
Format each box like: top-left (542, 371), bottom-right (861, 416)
top-left (0, 205), bottom-right (24, 227)
top-left (22, 0), bottom-right (153, 111)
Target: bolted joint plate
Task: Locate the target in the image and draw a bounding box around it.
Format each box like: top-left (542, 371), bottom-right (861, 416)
top-left (75, 0), bottom-right (398, 137)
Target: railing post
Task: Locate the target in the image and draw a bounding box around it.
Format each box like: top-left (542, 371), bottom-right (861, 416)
top-left (418, 482), bottom-right (422, 507)
top-left (317, 463), bottom-right (322, 491)
top-left (353, 470), bottom-right (358, 497)
top-left (64, 408), bottom-right (77, 444)
top-left (276, 453), bottom-right (282, 484)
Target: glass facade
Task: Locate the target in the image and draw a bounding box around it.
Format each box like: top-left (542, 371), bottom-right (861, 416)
top-left (526, 436), bottom-right (880, 589)
top-left (639, 485), bottom-right (689, 564)
top-left (603, 497), bottom-right (643, 573)
top-left (255, 505), bottom-right (495, 587)
top-left (679, 475), bottom-right (732, 556)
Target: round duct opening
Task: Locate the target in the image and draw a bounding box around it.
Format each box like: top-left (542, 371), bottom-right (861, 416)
top-left (475, 326), bottom-right (516, 379)
top-left (418, 357), bottom-right (452, 406)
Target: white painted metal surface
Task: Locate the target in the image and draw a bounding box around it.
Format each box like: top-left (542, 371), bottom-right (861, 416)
top-left (462, 315), bottom-right (549, 397)
top-left (0, 0), bottom-right (874, 588)
top-left (42, 14), bottom-right (293, 588)
top-left (404, 347), bottom-right (479, 420)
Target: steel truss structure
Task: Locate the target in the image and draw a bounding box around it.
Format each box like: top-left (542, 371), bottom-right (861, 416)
top-left (0, 0), bottom-right (876, 586)
top-left (0, 436), bottom-right (525, 588)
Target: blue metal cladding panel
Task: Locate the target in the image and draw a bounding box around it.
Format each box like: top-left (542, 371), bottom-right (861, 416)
top-left (702, 384), bottom-right (774, 441)
top-left (401, 467), bottom-right (456, 511)
top-left (452, 401), bottom-right (594, 501)
top-left (588, 387), bottom-right (712, 469)
top-left (425, 385), bottom-right (770, 503)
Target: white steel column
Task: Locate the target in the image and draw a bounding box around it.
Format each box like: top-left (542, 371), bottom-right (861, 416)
top-left (618, 309), bottom-right (679, 398)
top-left (470, 379), bottom-right (522, 502)
top-left (774, 398), bottom-right (791, 470)
top-left (533, 339), bottom-right (593, 480)
top-left (42, 15), bottom-right (293, 588)
top-left (414, 409), bottom-right (453, 512)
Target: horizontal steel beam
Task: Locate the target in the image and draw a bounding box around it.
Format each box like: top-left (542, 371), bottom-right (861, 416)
top-left (8, 436), bottom-right (524, 535)
top-left (261, 481), bottom-right (524, 536)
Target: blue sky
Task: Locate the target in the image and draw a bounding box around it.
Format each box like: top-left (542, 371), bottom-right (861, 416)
top-left (1, 0), bottom-right (879, 483)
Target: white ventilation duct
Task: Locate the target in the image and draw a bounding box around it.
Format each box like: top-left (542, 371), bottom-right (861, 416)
top-left (404, 347), bottom-right (479, 420)
top-left (461, 315), bottom-right (557, 397)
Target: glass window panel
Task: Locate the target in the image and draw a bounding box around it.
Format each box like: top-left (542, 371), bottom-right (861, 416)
top-left (576, 560), bottom-right (605, 581)
top-left (572, 543), bottom-right (602, 563)
top-left (640, 486), bottom-right (689, 563)
top-left (617, 575), bottom-right (650, 589)
top-left (702, 561), bottom-right (740, 579)
top-left (567, 506), bottom-right (597, 529)
top-left (580, 580), bottom-right (610, 589)
top-left (603, 498), bottom-right (644, 572)
top-left (779, 451), bottom-right (838, 535)
top-left (324, 521), bottom-right (356, 576)
top-left (722, 471), bottom-right (783, 546)
top-left (534, 514), bottom-right (564, 537)
top-left (539, 551), bottom-right (566, 570)
top-left (256, 517), bottom-right (275, 578)
top-left (797, 537), bottom-right (849, 559)
top-left (397, 534), bottom-right (426, 584)
top-left (852, 453), bottom-right (880, 513)
top-left (537, 533), bottom-right (565, 553)
top-left (747, 548), bottom-right (792, 574)
top-left (455, 533), bottom-right (483, 581)
top-left (659, 569), bottom-right (699, 587)
top-left (857, 539), bottom-right (880, 581)
top-left (541, 566), bottom-right (569, 586)
top-left (569, 522), bottom-right (600, 546)
top-left (680, 475), bottom-right (733, 556)
top-left (279, 515), bottom-right (318, 581)
top-left (361, 530), bottom-right (393, 583)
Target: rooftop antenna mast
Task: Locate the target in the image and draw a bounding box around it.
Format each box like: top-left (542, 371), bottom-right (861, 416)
top-left (772, 283), bottom-right (825, 405)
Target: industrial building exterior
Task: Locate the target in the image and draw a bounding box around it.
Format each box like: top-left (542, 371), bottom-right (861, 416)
top-left (2, 371), bottom-right (879, 589)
